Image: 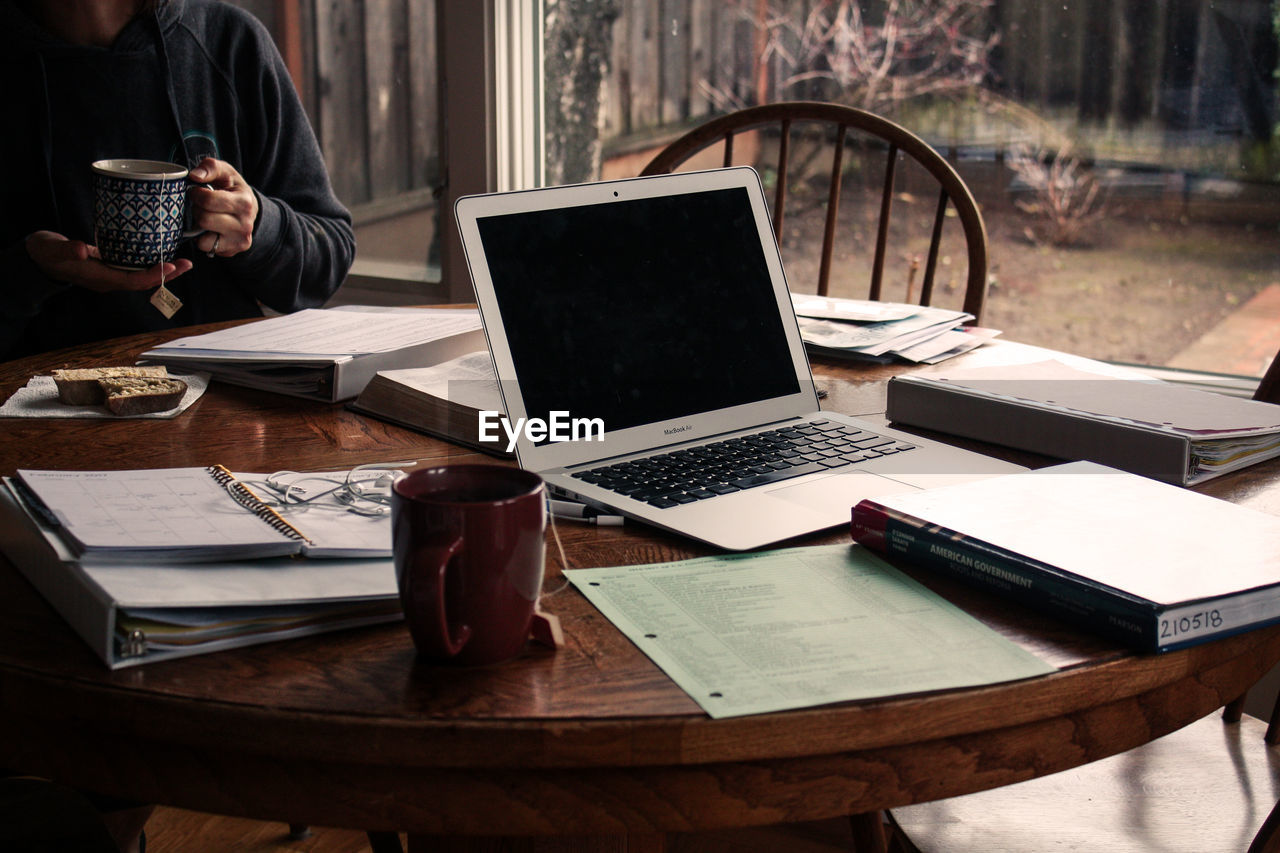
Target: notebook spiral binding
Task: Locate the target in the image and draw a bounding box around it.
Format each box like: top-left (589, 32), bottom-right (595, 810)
top-left (206, 464), bottom-right (311, 543)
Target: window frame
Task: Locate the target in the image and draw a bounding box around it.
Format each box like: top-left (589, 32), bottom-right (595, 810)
top-left (343, 0), bottom-right (543, 305)
top-left (435, 0), bottom-right (544, 303)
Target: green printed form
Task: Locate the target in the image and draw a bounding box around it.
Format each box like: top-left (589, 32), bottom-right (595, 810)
top-left (565, 544), bottom-right (1056, 718)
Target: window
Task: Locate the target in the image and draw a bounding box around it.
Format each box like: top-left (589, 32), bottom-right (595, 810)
top-left (544, 0), bottom-right (1280, 378)
top-left (257, 1), bottom-right (1278, 378)
top-left (242, 0), bottom-right (449, 303)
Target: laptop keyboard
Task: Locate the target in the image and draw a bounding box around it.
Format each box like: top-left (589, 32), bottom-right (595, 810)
top-left (570, 419), bottom-right (917, 509)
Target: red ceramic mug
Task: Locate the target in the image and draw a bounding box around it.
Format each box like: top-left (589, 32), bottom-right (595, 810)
top-left (391, 464), bottom-right (547, 665)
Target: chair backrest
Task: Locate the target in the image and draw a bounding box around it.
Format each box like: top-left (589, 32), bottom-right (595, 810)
top-left (640, 101), bottom-right (989, 323)
top-left (1254, 349), bottom-right (1280, 404)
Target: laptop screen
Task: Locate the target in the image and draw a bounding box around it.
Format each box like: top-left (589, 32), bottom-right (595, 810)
top-left (476, 186), bottom-right (801, 437)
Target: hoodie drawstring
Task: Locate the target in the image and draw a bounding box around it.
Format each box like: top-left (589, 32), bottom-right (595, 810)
top-left (33, 51), bottom-right (63, 231)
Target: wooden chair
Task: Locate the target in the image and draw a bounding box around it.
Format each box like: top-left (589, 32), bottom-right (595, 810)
top-left (884, 689), bottom-right (1280, 852)
top-left (640, 101), bottom-right (989, 323)
top-left (1255, 348), bottom-right (1280, 405)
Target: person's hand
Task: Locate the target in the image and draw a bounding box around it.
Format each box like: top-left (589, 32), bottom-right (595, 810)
top-left (188, 157), bottom-right (259, 258)
top-left (25, 231), bottom-right (193, 293)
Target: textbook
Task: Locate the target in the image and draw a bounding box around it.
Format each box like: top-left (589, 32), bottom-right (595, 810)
top-left (0, 480), bottom-right (400, 669)
top-left (140, 306), bottom-right (486, 402)
top-left (349, 350), bottom-right (512, 457)
top-left (850, 461), bottom-right (1280, 652)
top-left (886, 359), bottom-right (1280, 485)
top-left (13, 466), bottom-right (394, 563)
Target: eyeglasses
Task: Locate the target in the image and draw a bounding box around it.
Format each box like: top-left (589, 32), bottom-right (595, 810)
top-left (231, 461), bottom-right (417, 517)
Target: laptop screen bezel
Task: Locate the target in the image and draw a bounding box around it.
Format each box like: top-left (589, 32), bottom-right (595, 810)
top-left (455, 166), bottom-right (820, 471)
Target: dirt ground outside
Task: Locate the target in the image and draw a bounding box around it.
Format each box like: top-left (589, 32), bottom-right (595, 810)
top-left (767, 155), bottom-right (1280, 375)
top-left (979, 214), bottom-right (1279, 369)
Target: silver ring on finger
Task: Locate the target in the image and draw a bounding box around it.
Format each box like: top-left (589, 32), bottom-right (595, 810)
top-left (207, 233), bottom-right (221, 258)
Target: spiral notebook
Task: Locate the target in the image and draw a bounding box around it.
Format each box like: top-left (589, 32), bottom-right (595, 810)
top-left (0, 478), bottom-right (400, 669)
top-left (14, 466), bottom-right (392, 563)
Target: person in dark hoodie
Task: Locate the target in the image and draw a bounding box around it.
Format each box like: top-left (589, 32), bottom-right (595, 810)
top-left (1, 0), bottom-right (355, 361)
top-left (2, 2), bottom-right (354, 848)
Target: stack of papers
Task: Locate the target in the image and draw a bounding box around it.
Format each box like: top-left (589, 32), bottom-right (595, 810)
top-left (141, 306), bottom-right (486, 401)
top-left (791, 294), bottom-right (998, 364)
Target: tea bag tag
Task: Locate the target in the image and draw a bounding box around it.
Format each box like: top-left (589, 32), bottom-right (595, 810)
top-left (151, 284), bottom-right (183, 319)
top-left (529, 610), bottom-right (564, 650)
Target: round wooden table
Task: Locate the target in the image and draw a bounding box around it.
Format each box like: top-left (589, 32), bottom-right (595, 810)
top-left (2, 323), bottom-right (1278, 851)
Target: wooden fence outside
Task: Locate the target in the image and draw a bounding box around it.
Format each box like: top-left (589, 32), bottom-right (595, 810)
top-left (602, 0), bottom-right (1275, 151)
top-left (236, 0), bottom-right (1273, 212)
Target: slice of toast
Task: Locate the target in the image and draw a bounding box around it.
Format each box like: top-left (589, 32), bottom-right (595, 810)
top-left (99, 376), bottom-right (189, 416)
top-left (52, 366), bottom-right (170, 405)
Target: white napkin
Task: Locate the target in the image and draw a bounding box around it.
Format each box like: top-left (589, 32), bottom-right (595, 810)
top-left (0, 372), bottom-right (210, 419)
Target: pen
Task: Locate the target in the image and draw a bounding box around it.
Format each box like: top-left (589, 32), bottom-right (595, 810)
top-left (10, 477), bottom-right (61, 530)
top-left (548, 499), bottom-right (625, 525)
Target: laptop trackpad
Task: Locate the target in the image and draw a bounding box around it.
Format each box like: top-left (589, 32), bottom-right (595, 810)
top-left (764, 470), bottom-right (917, 515)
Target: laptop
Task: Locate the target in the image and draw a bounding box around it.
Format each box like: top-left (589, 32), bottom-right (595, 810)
top-left (455, 166), bottom-right (1023, 550)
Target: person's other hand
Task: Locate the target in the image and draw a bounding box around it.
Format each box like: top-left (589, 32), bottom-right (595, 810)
top-left (25, 231), bottom-right (193, 293)
top-left (188, 157), bottom-right (259, 258)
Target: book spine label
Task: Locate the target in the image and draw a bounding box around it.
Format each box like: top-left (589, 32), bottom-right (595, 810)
top-left (851, 500), bottom-right (1161, 651)
top-left (1157, 594), bottom-right (1280, 651)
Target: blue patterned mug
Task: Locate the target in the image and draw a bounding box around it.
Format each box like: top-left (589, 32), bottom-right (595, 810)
top-left (92, 159), bottom-right (197, 270)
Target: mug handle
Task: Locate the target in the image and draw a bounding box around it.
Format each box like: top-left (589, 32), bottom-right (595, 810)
top-left (181, 177), bottom-right (213, 240)
top-left (405, 535), bottom-right (472, 658)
